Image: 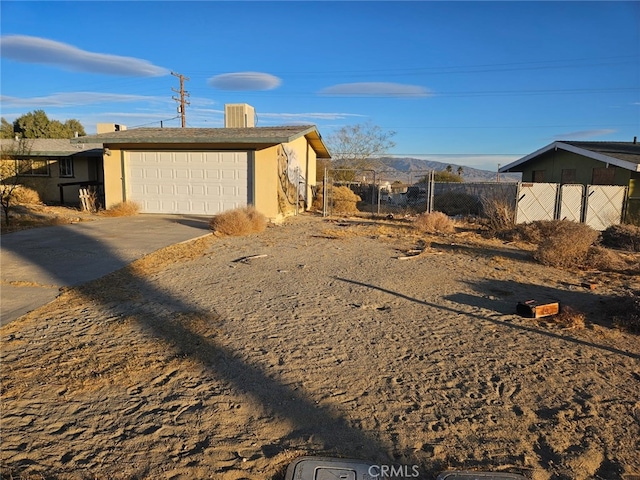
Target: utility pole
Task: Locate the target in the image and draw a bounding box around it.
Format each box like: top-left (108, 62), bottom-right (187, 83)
top-left (171, 71), bottom-right (190, 128)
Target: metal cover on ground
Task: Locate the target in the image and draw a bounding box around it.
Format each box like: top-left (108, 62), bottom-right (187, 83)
top-left (285, 457), bottom-right (376, 480)
top-left (436, 472), bottom-right (527, 480)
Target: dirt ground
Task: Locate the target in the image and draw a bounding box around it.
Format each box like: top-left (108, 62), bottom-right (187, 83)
top-left (1, 213), bottom-right (639, 480)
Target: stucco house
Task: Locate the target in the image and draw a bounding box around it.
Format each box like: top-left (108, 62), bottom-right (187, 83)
top-left (71, 118), bottom-right (330, 220)
top-left (0, 137), bottom-right (104, 205)
top-left (499, 140), bottom-right (640, 222)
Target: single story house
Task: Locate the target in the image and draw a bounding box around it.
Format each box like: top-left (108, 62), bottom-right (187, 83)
top-left (499, 140), bottom-right (640, 222)
top-left (0, 137), bottom-right (104, 205)
top-left (71, 120), bottom-right (330, 220)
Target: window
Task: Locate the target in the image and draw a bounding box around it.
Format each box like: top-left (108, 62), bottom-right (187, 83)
top-left (532, 170), bottom-right (545, 182)
top-left (17, 159), bottom-right (50, 176)
top-left (59, 158), bottom-right (74, 177)
top-left (561, 168), bottom-right (576, 184)
top-left (592, 167), bottom-right (615, 185)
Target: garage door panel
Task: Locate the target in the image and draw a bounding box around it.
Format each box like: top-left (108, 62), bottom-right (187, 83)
top-left (127, 151), bottom-right (248, 214)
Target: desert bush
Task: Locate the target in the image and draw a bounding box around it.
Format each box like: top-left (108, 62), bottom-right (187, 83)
top-left (533, 220), bottom-right (599, 268)
top-left (604, 291), bottom-right (640, 333)
top-left (413, 211), bottom-right (455, 234)
top-left (100, 201), bottom-right (140, 217)
top-left (600, 223), bottom-right (640, 252)
top-left (584, 246), bottom-right (629, 271)
top-left (209, 206), bottom-right (267, 236)
top-left (548, 306), bottom-right (586, 330)
top-left (11, 185), bottom-right (40, 204)
top-left (331, 186), bottom-right (360, 214)
top-left (482, 196), bottom-right (516, 233)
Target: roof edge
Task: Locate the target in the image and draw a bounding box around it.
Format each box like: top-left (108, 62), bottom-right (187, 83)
top-left (500, 141), bottom-right (640, 173)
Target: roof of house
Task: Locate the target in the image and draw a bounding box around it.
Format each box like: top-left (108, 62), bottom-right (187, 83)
top-left (71, 125), bottom-right (332, 158)
top-left (499, 140), bottom-right (640, 173)
top-left (0, 138), bottom-right (103, 157)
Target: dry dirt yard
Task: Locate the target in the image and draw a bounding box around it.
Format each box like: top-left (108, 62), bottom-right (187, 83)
top-left (1, 214), bottom-right (639, 480)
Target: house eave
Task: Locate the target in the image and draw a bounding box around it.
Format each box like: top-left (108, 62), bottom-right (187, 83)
top-left (499, 141), bottom-right (640, 173)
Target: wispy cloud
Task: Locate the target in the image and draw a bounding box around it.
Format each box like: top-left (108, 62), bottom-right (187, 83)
top-left (0, 92), bottom-right (162, 108)
top-left (319, 82), bottom-right (431, 98)
top-left (207, 72), bottom-right (281, 91)
top-left (552, 129), bottom-right (616, 140)
top-left (0, 35), bottom-right (169, 77)
top-left (258, 112), bottom-right (366, 121)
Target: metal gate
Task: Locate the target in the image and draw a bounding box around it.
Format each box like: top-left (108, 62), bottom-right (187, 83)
top-left (558, 184), bottom-right (584, 222)
top-left (516, 183), bottom-right (558, 224)
top-left (584, 185), bottom-right (627, 230)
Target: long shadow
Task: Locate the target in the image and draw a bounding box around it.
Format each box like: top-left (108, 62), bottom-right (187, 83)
top-left (335, 277), bottom-right (640, 360)
top-left (1, 224), bottom-right (406, 478)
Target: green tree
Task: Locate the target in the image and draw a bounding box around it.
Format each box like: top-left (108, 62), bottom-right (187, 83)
top-left (1, 138), bottom-right (33, 226)
top-left (0, 118), bottom-right (14, 139)
top-left (419, 170), bottom-right (463, 183)
top-left (457, 166), bottom-right (464, 176)
top-left (9, 110), bottom-right (86, 139)
top-left (325, 122), bottom-right (396, 182)
top-left (446, 164), bottom-right (453, 173)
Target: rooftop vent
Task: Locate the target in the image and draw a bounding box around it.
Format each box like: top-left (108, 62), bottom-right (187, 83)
top-left (224, 104), bottom-right (255, 128)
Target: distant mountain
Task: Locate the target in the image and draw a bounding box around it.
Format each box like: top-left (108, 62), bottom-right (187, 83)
top-left (371, 157), bottom-right (521, 183)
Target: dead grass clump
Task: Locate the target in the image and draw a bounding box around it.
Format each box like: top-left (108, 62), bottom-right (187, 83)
top-left (209, 206), bottom-right (267, 236)
top-left (601, 223), bottom-right (640, 252)
top-left (331, 186), bottom-right (361, 214)
top-left (413, 211), bottom-right (455, 234)
top-left (533, 220), bottom-right (599, 268)
top-left (100, 200), bottom-right (141, 217)
top-left (12, 185), bottom-right (40, 204)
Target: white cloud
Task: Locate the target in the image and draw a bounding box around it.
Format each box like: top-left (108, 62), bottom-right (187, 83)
top-left (258, 112), bottom-right (366, 121)
top-left (207, 72), bottom-right (281, 91)
top-left (0, 35), bottom-right (169, 77)
top-left (319, 82), bottom-right (431, 98)
top-left (0, 92), bottom-right (162, 108)
top-left (552, 129), bottom-right (616, 140)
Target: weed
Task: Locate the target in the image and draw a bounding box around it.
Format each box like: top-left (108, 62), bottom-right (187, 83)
top-left (100, 201), bottom-right (140, 217)
top-left (209, 206), bottom-right (267, 236)
top-left (413, 211), bottom-right (455, 234)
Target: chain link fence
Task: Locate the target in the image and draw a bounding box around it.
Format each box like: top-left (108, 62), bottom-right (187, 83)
top-left (319, 168), bottom-right (518, 222)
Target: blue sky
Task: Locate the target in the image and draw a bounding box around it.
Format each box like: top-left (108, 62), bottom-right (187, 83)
top-left (1, 1), bottom-right (639, 171)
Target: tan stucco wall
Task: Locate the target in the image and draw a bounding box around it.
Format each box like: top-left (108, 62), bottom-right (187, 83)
top-left (254, 146), bottom-right (279, 219)
top-left (102, 148), bottom-right (125, 208)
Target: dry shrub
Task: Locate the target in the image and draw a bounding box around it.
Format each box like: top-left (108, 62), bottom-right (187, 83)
top-left (413, 211), bottom-right (455, 234)
top-left (100, 200), bottom-right (140, 217)
top-left (482, 196), bottom-right (516, 232)
top-left (548, 306), bottom-right (585, 330)
top-left (209, 206), bottom-right (267, 236)
top-left (584, 246), bottom-right (629, 272)
top-left (601, 223), bottom-right (640, 252)
top-left (331, 186), bottom-right (360, 214)
top-left (11, 185), bottom-right (40, 204)
top-left (531, 221), bottom-right (599, 268)
top-left (604, 291), bottom-right (640, 333)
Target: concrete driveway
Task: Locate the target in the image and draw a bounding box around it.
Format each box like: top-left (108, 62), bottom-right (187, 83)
top-left (1, 214), bottom-right (211, 326)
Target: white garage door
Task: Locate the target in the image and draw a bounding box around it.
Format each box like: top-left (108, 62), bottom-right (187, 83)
top-left (127, 151), bottom-right (249, 214)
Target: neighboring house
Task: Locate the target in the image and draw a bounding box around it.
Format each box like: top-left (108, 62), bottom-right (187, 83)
top-left (71, 114), bottom-right (330, 220)
top-left (499, 140), bottom-right (640, 222)
top-left (0, 138), bottom-right (104, 205)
